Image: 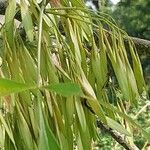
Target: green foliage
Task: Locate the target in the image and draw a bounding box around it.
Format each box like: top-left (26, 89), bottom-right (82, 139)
top-left (112, 0), bottom-right (150, 40)
top-left (0, 79), bottom-right (36, 96)
top-left (99, 98), bottom-right (150, 149)
top-left (44, 83), bottom-right (82, 97)
top-left (0, 0), bottom-right (149, 149)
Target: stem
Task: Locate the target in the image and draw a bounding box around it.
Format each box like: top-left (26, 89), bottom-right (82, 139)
top-left (36, 1), bottom-right (47, 147)
top-left (37, 2), bottom-right (45, 87)
top-left (134, 101), bottom-right (150, 119)
top-left (97, 120), bottom-right (136, 150)
top-left (0, 1), bottom-right (149, 55)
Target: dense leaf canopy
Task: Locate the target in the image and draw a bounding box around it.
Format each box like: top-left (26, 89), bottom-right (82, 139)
top-left (0, 0), bottom-right (149, 150)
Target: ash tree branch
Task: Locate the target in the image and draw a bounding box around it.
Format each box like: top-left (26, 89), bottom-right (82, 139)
top-left (0, 0), bottom-right (150, 56)
top-left (0, 1), bottom-right (147, 149)
top-left (84, 101), bottom-right (138, 150)
top-left (84, 101), bottom-right (137, 150)
top-left (132, 37), bottom-right (150, 56)
top-left (97, 120), bottom-right (137, 150)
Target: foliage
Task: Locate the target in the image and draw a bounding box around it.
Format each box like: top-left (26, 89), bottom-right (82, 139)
top-left (0, 0), bottom-right (149, 149)
top-left (108, 0), bottom-right (150, 96)
top-left (111, 0), bottom-right (150, 40)
top-left (98, 97), bottom-right (150, 150)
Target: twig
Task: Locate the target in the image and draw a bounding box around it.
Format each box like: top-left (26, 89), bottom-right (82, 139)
top-left (0, 0), bottom-right (149, 56)
top-left (134, 101), bottom-right (150, 119)
top-left (131, 37), bottom-right (150, 56)
top-left (83, 100), bottom-right (136, 150)
top-left (97, 120), bottom-right (135, 150)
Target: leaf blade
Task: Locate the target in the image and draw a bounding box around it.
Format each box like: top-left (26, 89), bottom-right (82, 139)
top-left (0, 78), bottom-right (36, 96)
top-left (44, 83), bottom-right (82, 97)
top-left (20, 0), bottom-right (34, 42)
top-left (106, 117), bottom-right (131, 136)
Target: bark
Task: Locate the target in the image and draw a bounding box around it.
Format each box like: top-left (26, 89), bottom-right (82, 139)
top-left (132, 37), bottom-right (150, 56)
top-left (97, 120), bottom-right (139, 150)
top-left (84, 100), bottom-right (138, 150)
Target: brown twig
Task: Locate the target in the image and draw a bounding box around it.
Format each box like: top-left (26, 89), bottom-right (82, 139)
top-left (83, 100), bottom-right (136, 150)
top-left (97, 120), bottom-right (135, 150)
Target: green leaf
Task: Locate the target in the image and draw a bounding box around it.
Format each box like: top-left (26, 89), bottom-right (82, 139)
top-left (39, 118), bottom-right (60, 150)
top-left (16, 105), bottom-right (34, 150)
top-left (67, 19), bottom-right (81, 64)
top-left (66, 97), bottom-right (75, 125)
top-left (84, 95), bottom-right (150, 140)
top-left (75, 99), bottom-right (87, 132)
top-left (38, 92), bottom-right (60, 150)
top-left (0, 78), bottom-right (36, 96)
top-left (44, 83), bottom-right (82, 97)
top-left (5, 0), bottom-right (16, 48)
top-left (106, 117), bottom-right (131, 136)
top-left (0, 112), bottom-right (15, 147)
top-left (20, 0), bottom-right (34, 42)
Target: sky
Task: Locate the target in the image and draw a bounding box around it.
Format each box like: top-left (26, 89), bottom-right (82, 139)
top-left (111, 0), bottom-right (120, 5)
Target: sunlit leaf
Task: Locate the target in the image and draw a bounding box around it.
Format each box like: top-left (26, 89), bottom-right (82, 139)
top-left (0, 112), bottom-right (15, 147)
top-left (38, 93), bottom-right (60, 150)
top-left (5, 0), bottom-right (16, 48)
top-left (15, 105), bottom-right (34, 149)
top-left (0, 1), bottom-right (148, 149)
top-left (39, 118), bottom-right (60, 150)
top-left (75, 98), bottom-right (87, 131)
top-left (44, 83), bottom-right (82, 97)
top-left (84, 95), bottom-right (150, 140)
top-left (20, 0), bottom-right (34, 42)
top-left (0, 78), bottom-right (36, 96)
top-left (107, 117), bottom-right (131, 136)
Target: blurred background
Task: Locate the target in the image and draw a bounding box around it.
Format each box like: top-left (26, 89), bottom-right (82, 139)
top-left (86, 0), bottom-right (150, 40)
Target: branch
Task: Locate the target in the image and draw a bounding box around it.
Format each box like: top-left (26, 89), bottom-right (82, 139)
top-left (97, 120), bottom-right (137, 150)
top-left (84, 101), bottom-right (138, 150)
top-left (0, 0), bottom-right (150, 56)
top-left (132, 37), bottom-right (150, 56)
top-left (0, 1), bottom-right (144, 149)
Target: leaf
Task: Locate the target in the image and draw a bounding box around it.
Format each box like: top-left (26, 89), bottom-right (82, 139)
top-left (106, 117), bottom-right (131, 136)
top-left (5, 0), bottom-right (16, 48)
top-left (66, 97), bottom-right (75, 125)
top-left (84, 95), bottom-right (150, 140)
top-left (20, 0), bottom-right (34, 42)
top-left (129, 42), bottom-right (146, 93)
top-left (67, 19), bottom-right (81, 64)
top-left (75, 98), bottom-right (87, 131)
top-left (87, 99), bottom-right (107, 124)
top-left (16, 105), bottom-right (34, 150)
top-left (44, 83), bottom-right (82, 97)
top-left (0, 78), bottom-right (36, 97)
top-left (79, 70), bottom-right (107, 123)
top-left (78, 118), bottom-right (91, 150)
top-left (38, 92), bottom-right (60, 150)
top-left (39, 119), bottom-right (60, 150)
top-left (0, 112), bottom-right (15, 147)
